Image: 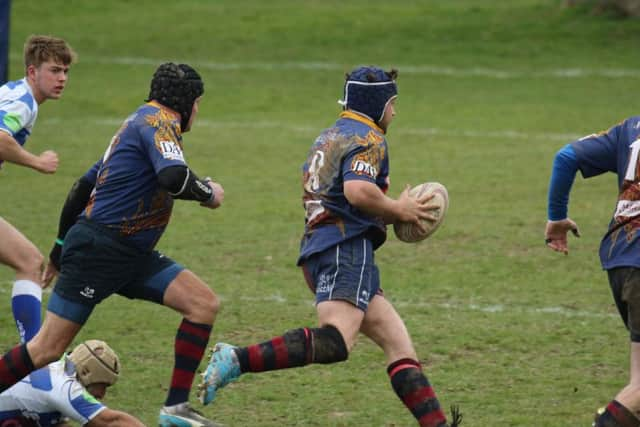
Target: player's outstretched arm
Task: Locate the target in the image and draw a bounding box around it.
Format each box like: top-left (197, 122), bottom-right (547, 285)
top-left (0, 131), bottom-right (58, 173)
top-left (344, 180), bottom-right (437, 229)
top-left (85, 408), bottom-right (146, 427)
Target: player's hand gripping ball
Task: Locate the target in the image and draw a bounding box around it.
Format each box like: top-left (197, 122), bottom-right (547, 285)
top-left (393, 182), bottom-right (449, 243)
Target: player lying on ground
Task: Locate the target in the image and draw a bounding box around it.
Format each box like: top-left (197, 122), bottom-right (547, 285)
top-left (0, 339), bottom-right (145, 427)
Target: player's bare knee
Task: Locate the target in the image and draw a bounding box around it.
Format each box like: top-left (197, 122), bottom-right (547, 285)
top-left (29, 340), bottom-right (65, 366)
top-left (626, 382), bottom-right (640, 397)
top-left (14, 247), bottom-right (43, 278)
top-left (201, 292), bottom-right (220, 320)
top-left (186, 291), bottom-right (219, 324)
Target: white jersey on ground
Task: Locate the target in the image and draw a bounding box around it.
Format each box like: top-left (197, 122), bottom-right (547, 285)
top-left (0, 356), bottom-right (106, 426)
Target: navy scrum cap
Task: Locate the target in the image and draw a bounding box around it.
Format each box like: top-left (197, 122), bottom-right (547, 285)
top-left (146, 62), bottom-right (204, 131)
top-left (339, 66), bottom-right (398, 124)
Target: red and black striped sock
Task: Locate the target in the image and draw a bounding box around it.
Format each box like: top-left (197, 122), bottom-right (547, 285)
top-left (165, 319), bottom-right (212, 407)
top-left (236, 326), bottom-right (348, 373)
top-left (0, 343), bottom-right (34, 393)
top-left (388, 358), bottom-right (447, 427)
top-left (595, 401), bottom-right (640, 427)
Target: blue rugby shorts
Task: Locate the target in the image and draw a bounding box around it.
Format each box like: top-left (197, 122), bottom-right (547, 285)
top-left (48, 220), bottom-right (184, 324)
top-left (301, 236), bottom-right (382, 311)
top-left (608, 266), bottom-right (640, 342)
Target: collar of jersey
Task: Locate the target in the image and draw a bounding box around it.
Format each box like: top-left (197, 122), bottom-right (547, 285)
top-left (147, 100), bottom-right (180, 121)
top-left (22, 77), bottom-right (34, 96)
top-left (339, 110), bottom-right (385, 134)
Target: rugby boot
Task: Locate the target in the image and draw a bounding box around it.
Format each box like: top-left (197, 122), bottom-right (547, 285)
top-left (158, 402), bottom-right (222, 427)
top-left (198, 343), bottom-right (241, 405)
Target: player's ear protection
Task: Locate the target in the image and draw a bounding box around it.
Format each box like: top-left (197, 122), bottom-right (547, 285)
top-left (146, 62), bottom-right (204, 131)
top-left (338, 66), bottom-right (398, 124)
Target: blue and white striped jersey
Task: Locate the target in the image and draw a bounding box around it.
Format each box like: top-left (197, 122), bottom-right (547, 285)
top-left (0, 357), bottom-right (105, 426)
top-left (0, 78), bottom-right (38, 145)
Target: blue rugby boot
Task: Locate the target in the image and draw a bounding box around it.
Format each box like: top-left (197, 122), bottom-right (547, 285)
top-left (158, 402), bottom-right (222, 427)
top-left (198, 343), bottom-right (241, 405)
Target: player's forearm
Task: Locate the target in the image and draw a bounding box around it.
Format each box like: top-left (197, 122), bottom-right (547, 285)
top-left (49, 176), bottom-right (94, 269)
top-left (157, 165), bottom-right (215, 204)
top-left (344, 180), bottom-right (400, 223)
top-left (58, 176), bottom-right (94, 238)
top-left (547, 144), bottom-right (578, 221)
top-left (88, 408), bottom-right (145, 427)
top-left (107, 411), bottom-right (145, 427)
top-left (0, 132), bottom-right (40, 169)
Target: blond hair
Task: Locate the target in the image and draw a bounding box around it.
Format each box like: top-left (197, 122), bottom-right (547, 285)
top-left (23, 35), bottom-right (77, 70)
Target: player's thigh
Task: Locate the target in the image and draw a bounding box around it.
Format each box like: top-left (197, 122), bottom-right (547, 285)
top-left (0, 216), bottom-right (41, 270)
top-left (119, 252), bottom-right (218, 323)
top-left (631, 342), bottom-right (640, 386)
top-left (118, 251), bottom-right (184, 304)
top-left (162, 269), bottom-right (218, 322)
top-left (28, 311), bottom-right (82, 366)
top-left (316, 299), bottom-right (364, 350)
top-left (360, 294), bottom-right (417, 362)
top-left (305, 237), bottom-right (378, 347)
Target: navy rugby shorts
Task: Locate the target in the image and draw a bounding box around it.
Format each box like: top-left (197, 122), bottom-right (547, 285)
top-left (301, 236), bottom-right (383, 311)
top-left (608, 267), bottom-right (640, 342)
top-left (48, 220), bottom-right (184, 324)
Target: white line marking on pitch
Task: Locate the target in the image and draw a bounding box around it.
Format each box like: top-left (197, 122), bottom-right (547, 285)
top-left (236, 294), bottom-right (616, 320)
top-left (40, 117), bottom-right (579, 142)
top-left (0, 282), bottom-right (615, 320)
top-left (14, 52), bottom-right (638, 79)
top-left (78, 56), bottom-right (640, 79)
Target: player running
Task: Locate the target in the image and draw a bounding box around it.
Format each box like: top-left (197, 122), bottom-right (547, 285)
top-left (0, 62), bottom-right (224, 427)
top-left (199, 66), bottom-right (461, 427)
top-left (546, 116), bottom-right (640, 426)
top-left (0, 339), bottom-right (144, 427)
top-left (0, 35), bottom-right (75, 346)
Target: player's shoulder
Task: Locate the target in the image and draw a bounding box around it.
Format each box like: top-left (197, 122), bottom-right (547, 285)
top-left (137, 102), bottom-right (180, 130)
top-left (0, 79), bottom-right (36, 110)
top-left (621, 115), bottom-right (640, 131)
top-left (607, 116), bottom-right (640, 145)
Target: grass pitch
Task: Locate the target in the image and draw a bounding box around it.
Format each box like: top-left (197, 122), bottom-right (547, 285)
top-left (1, 1), bottom-right (640, 425)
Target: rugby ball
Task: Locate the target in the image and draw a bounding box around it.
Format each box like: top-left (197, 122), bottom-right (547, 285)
top-left (393, 182), bottom-right (449, 243)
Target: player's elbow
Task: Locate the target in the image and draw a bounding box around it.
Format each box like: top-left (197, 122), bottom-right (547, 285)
top-left (157, 165), bottom-right (189, 195)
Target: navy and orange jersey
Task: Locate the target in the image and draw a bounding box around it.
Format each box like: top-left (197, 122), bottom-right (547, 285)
top-left (80, 101), bottom-right (187, 251)
top-left (298, 111), bottom-right (390, 264)
top-left (571, 116), bottom-right (640, 269)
